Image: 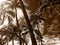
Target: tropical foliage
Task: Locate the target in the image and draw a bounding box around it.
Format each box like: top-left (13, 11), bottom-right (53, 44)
top-left (0, 0), bottom-right (60, 45)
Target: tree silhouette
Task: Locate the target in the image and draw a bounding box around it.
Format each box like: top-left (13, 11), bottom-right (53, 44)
top-left (19, 0), bottom-right (38, 45)
top-left (5, 0), bottom-right (22, 45)
top-left (0, 0), bottom-right (60, 45)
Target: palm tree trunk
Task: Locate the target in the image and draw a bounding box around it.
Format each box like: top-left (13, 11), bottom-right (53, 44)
top-left (37, 24), bottom-right (43, 45)
top-left (7, 41), bottom-right (8, 45)
top-left (7, 36), bottom-right (9, 45)
top-left (12, 34), bottom-right (14, 45)
top-left (37, 24), bottom-right (40, 45)
top-left (8, 16), bottom-right (11, 24)
top-left (15, 7), bottom-right (22, 45)
top-left (41, 40), bottom-right (43, 45)
top-left (19, 0), bottom-right (37, 45)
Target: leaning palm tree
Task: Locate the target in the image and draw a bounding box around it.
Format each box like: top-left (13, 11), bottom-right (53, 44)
top-left (19, 0), bottom-right (37, 45)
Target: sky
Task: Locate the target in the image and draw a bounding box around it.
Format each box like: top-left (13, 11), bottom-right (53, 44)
top-left (0, 0), bottom-right (6, 3)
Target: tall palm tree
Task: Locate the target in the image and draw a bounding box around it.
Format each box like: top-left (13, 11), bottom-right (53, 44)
top-left (5, 0), bottom-right (22, 45)
top-left (30, 13), bottom-right (45, 45)
top-left (19, 0), bottom-right (40, 45)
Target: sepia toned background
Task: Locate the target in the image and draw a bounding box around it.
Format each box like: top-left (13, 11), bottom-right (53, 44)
top-left (0, 0), bottom-right (60, 45)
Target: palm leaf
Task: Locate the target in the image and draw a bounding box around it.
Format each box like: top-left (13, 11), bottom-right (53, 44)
top-left (0, 15), bottom-right (5, 25)
top-left (34, 30), bottom-right (43, 39)
top-left (40, 3), bottom-right (50, 11)
top-left (8, 16), bottom-right (13, 23)
top-left (6, 10), bottom-right (15, 17)
top-left (22, 31), bottom-right (29, 36)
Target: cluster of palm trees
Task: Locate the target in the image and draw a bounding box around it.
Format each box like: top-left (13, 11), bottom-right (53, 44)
top-left (0, 0), bottom-right (60, 45)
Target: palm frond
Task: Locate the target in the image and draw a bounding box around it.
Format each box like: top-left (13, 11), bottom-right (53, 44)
top-left (52, 4), bottom-right (60, 15)
top-left (40, 3), bottom-right (50, 11)
top-left (6, 10), bottom-right (15, 17)
top-left (22, 31), bottom-right (29, 36)
top-left (0, 15), bottom-right (5, 25)
top-left (34, 30), bottom-right (43, 39)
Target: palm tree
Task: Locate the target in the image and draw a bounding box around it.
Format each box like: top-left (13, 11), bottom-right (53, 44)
top-left (8, 24), bottom-right (28, 45)
top-left (0, 27), bottom-right (10, 45)
top-left (0, 24), bottom-right (19, 45)
top-left (19, 0), bottom-right (37, 45)
top-left (8, 24), bottom-right (15, 45)
top-left (30, 13), bottom-right (45, 45)
top-left (5, 0), bottom-right (22, 45)
top-left (40, 0), bottom-right (60, 16)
